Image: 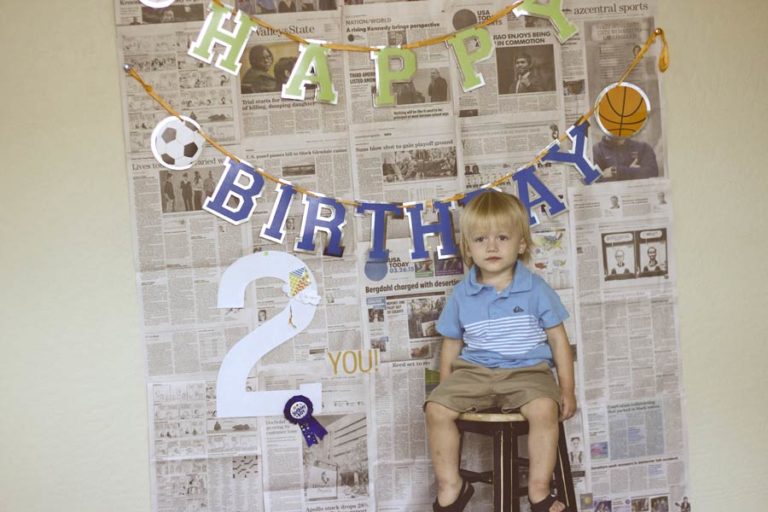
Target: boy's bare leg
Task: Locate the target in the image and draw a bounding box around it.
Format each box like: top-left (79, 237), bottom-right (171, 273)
top-left (425, 402), bottom-right (463, 506)
top-left (520, 397), bottom-right (565, 512)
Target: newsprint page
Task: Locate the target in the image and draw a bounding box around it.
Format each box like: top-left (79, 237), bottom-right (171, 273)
top-left (115, 0), bottom-right (687, 510)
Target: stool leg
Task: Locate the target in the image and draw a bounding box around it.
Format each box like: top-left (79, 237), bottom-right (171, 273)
top-left (553, 423), bottom-right (577, 511)
top-left (492, 428), bottom-right (504, 512)
top-left (509, 423), bottom-right (519, 512)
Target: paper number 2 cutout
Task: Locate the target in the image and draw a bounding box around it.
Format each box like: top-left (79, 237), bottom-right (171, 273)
top-left (216, 251), bottom-right (322, 417)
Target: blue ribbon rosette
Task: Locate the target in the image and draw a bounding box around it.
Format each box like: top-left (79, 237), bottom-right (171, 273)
top-left (283, 395), bottom-right (327, 446)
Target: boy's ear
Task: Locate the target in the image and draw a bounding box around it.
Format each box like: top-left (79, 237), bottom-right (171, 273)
top-left (518, 240), bottom-right (527, 254)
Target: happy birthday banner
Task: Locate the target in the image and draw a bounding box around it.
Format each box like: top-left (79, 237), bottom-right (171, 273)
top-left (126, 4), bottom-right (668, 261)
top-left (191, 0), bottom-right (579, 107)
top-left (201, 121), bottom-right (599, 262)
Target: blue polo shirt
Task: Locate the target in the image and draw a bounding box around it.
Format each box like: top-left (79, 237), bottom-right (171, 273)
top-left (436, 262), bottom-right (569, 368)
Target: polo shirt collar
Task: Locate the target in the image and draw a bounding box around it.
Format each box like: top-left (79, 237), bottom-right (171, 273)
top-left (466, 261), bottom-right (533, 296)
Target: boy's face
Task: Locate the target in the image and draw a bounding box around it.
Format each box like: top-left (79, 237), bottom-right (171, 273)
top-left (466, 220), bottom-right (526, 284)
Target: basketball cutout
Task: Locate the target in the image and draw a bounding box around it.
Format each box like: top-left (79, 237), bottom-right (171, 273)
top-left (595, 82), bottom-right (650, 137)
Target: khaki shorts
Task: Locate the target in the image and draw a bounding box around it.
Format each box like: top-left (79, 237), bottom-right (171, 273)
top-left (425, 359), bottom-right (561, 413)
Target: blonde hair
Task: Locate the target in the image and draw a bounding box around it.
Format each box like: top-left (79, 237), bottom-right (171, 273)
top-left (459, 190), bottom-right (534, 267)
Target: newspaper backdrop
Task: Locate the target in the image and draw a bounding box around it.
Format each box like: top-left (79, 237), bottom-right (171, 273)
top-left (116, 0), bottom-right (687, 510)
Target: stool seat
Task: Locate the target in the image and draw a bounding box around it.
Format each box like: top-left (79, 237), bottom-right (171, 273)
top-left (456, 410), bottom-right (576, 512)
top-left (458, 411), bottom-right (525, 423)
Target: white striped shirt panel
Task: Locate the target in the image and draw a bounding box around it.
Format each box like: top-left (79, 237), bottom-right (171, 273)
top-left (463, 314), bottom-right (548, 356)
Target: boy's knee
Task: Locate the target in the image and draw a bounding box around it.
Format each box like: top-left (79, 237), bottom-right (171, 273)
top-left (425, 401), bottom-right (459, 424)
top-left (521, 397), bottom-right (559, 424)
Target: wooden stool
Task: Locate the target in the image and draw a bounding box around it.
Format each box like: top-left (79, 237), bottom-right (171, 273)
top-left (457, 411), bottom-right (576, 512)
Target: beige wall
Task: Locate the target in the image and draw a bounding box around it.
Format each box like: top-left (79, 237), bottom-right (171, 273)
top-left (660, 0), bottom-right (768, 505)
top-left (1, 1), bottom-right (766, 510)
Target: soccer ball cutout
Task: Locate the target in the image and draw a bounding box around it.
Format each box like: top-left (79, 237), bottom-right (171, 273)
top-left (151, 115), bottom-right (205, 170)
top-left (139, 0), bottom-right (175, 7)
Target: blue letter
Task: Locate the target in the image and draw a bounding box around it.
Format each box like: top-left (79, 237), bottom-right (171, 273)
top-left (512, 166), bottom-right (567, 227)
top-left (405, 201), bottom-right (459, 260)
top-left (541, 123), bottom-right (602, 184)
top-left (355, 202), bottom-right (403, 261)
top-left (203, 158), bottom-right (265, 225)
top-left (260, 182), bottom-right (296, 243)
top-left (295, 195), bottom-right (346, 257)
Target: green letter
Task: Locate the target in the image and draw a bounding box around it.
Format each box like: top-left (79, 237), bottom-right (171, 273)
top-left (187, 2), bottom-right (258, 75)
top-left (513, 0), bottom-right (578, 43)
top-left (445, 27), bottom-right (494, 92)
top-left (281, 41), bottom-right (338, 104)
top-left (371, 47), bottom-right (417, 107)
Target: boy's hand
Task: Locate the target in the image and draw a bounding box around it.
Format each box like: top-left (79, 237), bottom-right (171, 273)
top-left (560, 390), bottom-right (577, 421)
top-left (546, 323), bottom-right (576, 421)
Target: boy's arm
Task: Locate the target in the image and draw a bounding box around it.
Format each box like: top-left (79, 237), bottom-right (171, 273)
top-left (439, 337), bottom-right (463, 382)
top-left (546, 323), bottom-right (577, 420)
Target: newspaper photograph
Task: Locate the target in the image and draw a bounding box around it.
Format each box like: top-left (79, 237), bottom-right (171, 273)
top-left (505, 0), bottom-right (591, 126)
top-left (442, 0), bottom-right (564, 122)
top-left (568, 0), bottom-right (664, 182)
top-left (357, 238), bottom-right (463, 363)
top-left (531, 222), bottom-right (574, 291)
top-left (237, 10), bottom-right (349, 138)
top-left (126, 149), bottom-right (251, 273)
top-left (343, 1), bottom-right (454, 125)
top-left (563, 404), bottom-right (590, 497)
top-left (350, 117), bottom-right (459, 239)
top-left (569, 178), bottom-right (674, 300)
